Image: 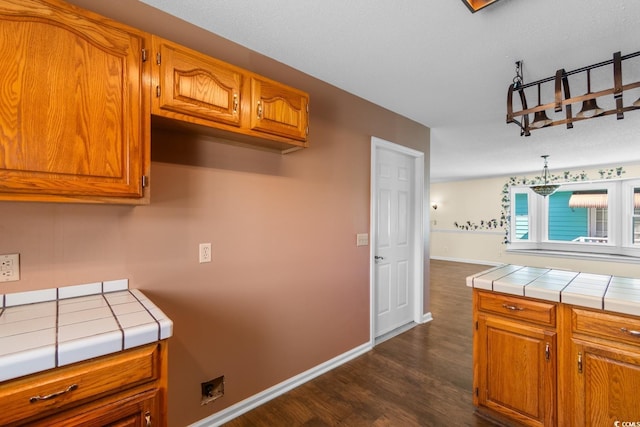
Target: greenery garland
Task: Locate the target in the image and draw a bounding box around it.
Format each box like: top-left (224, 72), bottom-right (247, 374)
top-left (452, 167), bottom-right (626, 244)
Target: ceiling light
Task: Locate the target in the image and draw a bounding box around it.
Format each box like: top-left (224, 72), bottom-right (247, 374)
top-left (576, 69), bottom-right (604, 118)
top-left (507, 50), bottom-right (640, 136)
top-left (529, 84), bottom-right (552, 129)
top-left (530, 155), bottom-right (559, 197)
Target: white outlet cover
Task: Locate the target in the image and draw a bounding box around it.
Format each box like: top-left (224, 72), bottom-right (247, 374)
top-left (199, 243), bottom-right (212, 263)
top-left (0, 253), bottom-right (20, 282)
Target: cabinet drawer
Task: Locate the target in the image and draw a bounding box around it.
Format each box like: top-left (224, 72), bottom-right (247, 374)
top-left (572, 307), bottom-right (640, 346)
top-left (477, 291), bottom-right (556, 326)
top-left (0, 343), bottom-right (159, 426)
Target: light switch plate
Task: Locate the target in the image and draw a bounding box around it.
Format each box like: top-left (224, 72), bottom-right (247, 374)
top-left (356, 233), bottom-right (369, 247)
top-left (0, 253), bottom-right (20, 282)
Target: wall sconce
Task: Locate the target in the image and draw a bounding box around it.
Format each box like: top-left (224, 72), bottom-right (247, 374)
top-left (507, 51), bottom-right (640, 136)
top-left (431, 202), bottom-right (438, 210)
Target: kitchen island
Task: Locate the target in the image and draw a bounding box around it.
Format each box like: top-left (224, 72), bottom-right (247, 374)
top-left (468, 264), bottom-right (640, 427)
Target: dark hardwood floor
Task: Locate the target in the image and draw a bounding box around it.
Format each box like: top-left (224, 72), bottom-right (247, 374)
top-left (224, 260), bottom-right (498, 426)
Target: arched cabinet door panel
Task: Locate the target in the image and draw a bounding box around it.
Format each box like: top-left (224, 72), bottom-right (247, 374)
top-left (0, 0), bottom-right (150, 204)
top-left (250, 76), bottom-right (309, 142)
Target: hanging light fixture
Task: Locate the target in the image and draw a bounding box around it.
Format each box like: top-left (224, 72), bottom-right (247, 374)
top-left (529, 83), bottom-right (553, 129)
top-left (530, 155), bottom-right (559, 197)
top-left (577, 69), bottom-right (605, 118)
top-left (506, 50), bottom-right (640, 135)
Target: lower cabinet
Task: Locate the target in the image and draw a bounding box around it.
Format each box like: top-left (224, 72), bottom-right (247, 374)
top-left (474, 289), bottom-right (640, 427)
top-left (0, 341), bottom-right (168, 427)
top-left (562, 307), bottom-right (640, 427)
top-left (30, 388), bottom-right (158, 427)
top-left (473, 290), bottom-right (557, 426)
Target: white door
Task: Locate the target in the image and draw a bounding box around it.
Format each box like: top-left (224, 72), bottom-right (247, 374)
top-left (374, 146), bottom-right (415, 337)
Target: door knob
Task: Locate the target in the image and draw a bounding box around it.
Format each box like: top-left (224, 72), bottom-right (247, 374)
top-left (374, 256), bottom-right (384, 260)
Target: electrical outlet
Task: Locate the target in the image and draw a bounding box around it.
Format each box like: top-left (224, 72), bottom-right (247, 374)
top-left (199, 243), bottom-right (212, 263)
top-left (0, 253), bottom-right (20, 282)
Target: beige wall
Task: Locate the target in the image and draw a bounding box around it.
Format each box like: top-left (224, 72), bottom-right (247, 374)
top-left (430, 164), bottom-right (640, 277)
top-left (0, 2), bottom-right (430, 426)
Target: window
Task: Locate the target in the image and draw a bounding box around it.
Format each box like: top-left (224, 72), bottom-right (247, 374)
top-left (508, 179), bottom-right (640, 258)
top-left (630, 187), bottom-right (640, 245)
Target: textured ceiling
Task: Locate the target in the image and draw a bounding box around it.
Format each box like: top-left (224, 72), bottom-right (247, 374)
top-left (138, 0), bottom-right (640, 182)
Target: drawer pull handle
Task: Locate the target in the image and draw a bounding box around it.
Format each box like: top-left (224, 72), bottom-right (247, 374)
top-left (29, 384), bottom-right (78, 403)
top-left (621, 328), bottom-right (640, 337)
top-left (502, 303), bottom-right (524, 311)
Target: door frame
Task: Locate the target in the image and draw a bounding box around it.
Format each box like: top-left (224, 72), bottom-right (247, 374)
top-left (370, 136), bottom-right (425, 345)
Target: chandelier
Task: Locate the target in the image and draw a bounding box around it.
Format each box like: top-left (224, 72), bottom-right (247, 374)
top-left (507, 51), bottom-right (640, 136)
top-left (530, 155), bottom-right (559, 197)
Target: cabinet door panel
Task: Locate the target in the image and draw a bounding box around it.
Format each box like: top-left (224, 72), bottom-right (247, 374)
top-left (153, 37), bottom-right (242, 126)
top-left (250, 77), bottom-right (308, 141)
top-left (0, 0), bottom-right (148, 200)
top-left (477, 315), bottom-right (556, 426)
top-left (572, 340), bottom-right (640, 427)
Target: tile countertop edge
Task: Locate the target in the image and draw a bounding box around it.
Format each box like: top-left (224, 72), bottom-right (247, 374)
top-left (0, 280), bottom-right (173, 383)
top-left (467, 264), bottom-right (640, 317)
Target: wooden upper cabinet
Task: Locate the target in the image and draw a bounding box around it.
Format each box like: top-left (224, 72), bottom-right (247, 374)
top-left (249, 76), bottom-right (309, 142)
top-left (0, 0), bottom-right (150, 203)
top-left (151, 36), bottom-right (242, 127)
top-left (151, 36), bottom-right (309, 153)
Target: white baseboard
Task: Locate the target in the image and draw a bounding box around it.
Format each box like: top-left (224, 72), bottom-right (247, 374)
top-left (421, 311), bottom-right (433, 323)
top-left (189, 342), bottom-right (373, 427)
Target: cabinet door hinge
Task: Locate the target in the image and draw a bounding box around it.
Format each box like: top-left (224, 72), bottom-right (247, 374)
top-left (156, 52), bottom-right (161, 65)
top-left (142, 175), bottom-right (148, 188)
top-left (475, 387), bottom-right (479, 397)
top-left (475, 321), bottom-right (478, 330)
top-left (142, 48), bottom-right (148, 62)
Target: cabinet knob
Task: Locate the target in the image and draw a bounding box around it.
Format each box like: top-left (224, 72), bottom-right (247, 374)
top-left (577, 351), bottom-right (583, 374)
top-left (545, 343), bottom-right (550, 361)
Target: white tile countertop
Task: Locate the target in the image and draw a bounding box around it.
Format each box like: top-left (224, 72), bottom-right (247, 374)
top-left (0, 280), bottom-right (173, 383)
top-left (467, 264), bottom-right (640, 316)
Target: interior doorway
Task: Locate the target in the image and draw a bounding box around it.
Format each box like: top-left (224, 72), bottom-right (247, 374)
top-left (370, 137), bottom-right (424, 343)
